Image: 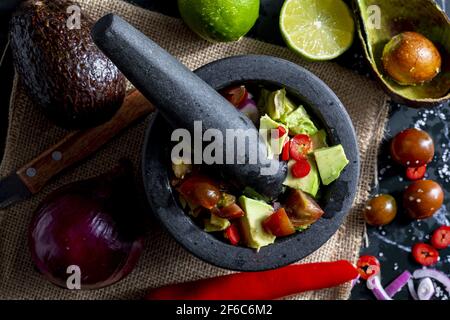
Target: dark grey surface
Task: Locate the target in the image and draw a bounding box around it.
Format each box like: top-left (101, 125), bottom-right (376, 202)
top-left (0, 0), bottom-right (449, 299)
top-left (143, 55), bottom-right (360, 271)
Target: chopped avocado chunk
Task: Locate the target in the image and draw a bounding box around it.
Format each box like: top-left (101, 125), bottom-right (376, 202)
top-left (282, 105), bottom-right (318, 136)
top-left (238, 196), bottom-right (275, 249)
top-left (311, 129), bottom-right (328, 151)
top-left (259, 115), bottom-right (288, 157)
top-left (313, 145), bottom-right (349, 185)
top-left (204, 214), bottom-right (230, 232)
top-left (266, 89), bottom-right (295, 120)
top-left (283, 158), bottom-right (320, 197)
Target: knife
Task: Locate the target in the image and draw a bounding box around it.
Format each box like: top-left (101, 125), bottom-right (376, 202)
top-left (0, 89), bottom-right (154, 209)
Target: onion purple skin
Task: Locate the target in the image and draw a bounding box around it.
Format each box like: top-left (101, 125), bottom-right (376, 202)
top-left (29, 161), bottom-right (146, 290)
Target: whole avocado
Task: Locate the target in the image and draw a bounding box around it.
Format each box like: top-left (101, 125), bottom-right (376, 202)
top-left (10, 0), bottom-right (126, 129)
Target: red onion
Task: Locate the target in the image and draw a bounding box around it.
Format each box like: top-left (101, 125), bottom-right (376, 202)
top-left (417, 278), bottom-right (435, 300)
top-left (29, 160), bottom-right (146, 289)
top-left (238, 98), bottom-right (259, 124)
top-left (413, 268), bottom-right (450, 296)
top-left (385, 270), bottom-right (412, 297)
top-left (367, 275), bottom-right (392, 300)
top-left (408, 279), bottom-right (419, 300)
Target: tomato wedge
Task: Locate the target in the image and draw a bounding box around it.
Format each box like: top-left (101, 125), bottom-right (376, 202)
top-left (412, 243), bottom-right (439, 266)
top-left (281, 140), bottom-right (290, 161)
top-left (356, 255), bottom-right (380, 280)
top-left (224, 223), bottom-right (241, 246)
top-left (291, 159), bottom-right (311, 178)
top-left (406, 165), bottom-right (427, 181)
top-left (289, 134), bottom-right (312, 161)
top-left (263, 208), bottom-right (295, 237)
top-left (221, 86), bottom-right (248, 107)
top-left (217, 203), bottom-right (245, 219)
top-left (431, 226), bottom-right (450, 250)
top-left (178, 175), bottom-right (220, 210)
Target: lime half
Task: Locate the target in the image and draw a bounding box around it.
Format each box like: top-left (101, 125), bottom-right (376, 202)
top-left (280, 0), bottom-right (355, 61)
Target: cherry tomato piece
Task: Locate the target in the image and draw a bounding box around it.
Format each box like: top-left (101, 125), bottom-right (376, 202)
top-left (221, 86), bottom-right (248, 107)
top-left (224, 223), bottom-right (241, 246)
top-left (263, 208), bottom-right (295, 237)
top-left (217, 203), bottom-right (245, 219)
top-left (363, 194), bottom-right (397, 226)
top-left (178, 175), bottom-right (220, 210)
top-left (406, 165), bottom-right (427, 181)
top-left (281, 140), bottom-right (290, 161)
top-left (291, 159), bottom-right (311, 178)
top-left (390, 128), bottom-right (434, 167)
top-left (290, 134), bottom-right (312, 161)
top-left (412, 243), bottom-right (439, 266)
top-left (431, 226), bottom-right (450, 250)
top-left (403, 180), bottom-right (444, 220)
top-left (357, 255), bottom-right (381, 280)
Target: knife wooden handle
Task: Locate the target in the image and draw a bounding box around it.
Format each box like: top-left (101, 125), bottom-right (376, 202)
top-left (16, 90), bottom-right (154, 194)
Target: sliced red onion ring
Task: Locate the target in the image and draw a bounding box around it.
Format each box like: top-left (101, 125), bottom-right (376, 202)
top-left (408, 279), bottom-right (419, 300)
top-left (385, 270), bottom-right (412, 297)
top-left (351, 274), bottom-right (361, 288)
top-left (272, 202), bottom-right (281, 211)
top-left (413, 268), bottom-right (450, 296)
top-left (367, 275), bottom-right (393, 300)
top-left (237, 98), bottom-right (256, 110)
top-left (239, 100), bottom-right (259, 124)
top-left (417, 278), bottom-right (435, 300)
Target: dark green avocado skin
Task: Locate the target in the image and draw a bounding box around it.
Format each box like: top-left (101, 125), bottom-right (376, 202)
top-left (9, 0), bottom-right (126, 129)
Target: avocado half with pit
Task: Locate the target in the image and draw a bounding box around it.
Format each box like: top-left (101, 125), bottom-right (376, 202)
top-left (354, 0), bottom-right (450, 107)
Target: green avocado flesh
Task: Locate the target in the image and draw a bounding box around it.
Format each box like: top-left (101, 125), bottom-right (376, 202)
top-left (238, 196), bottom-right (275, 249)
top-left (259, 115), bottom-right (288, 157)
top-left (283, 158), bottom-right (320, 197)
top-left (313, 145), bottom-right (349, 185)
top-left (282, 106), bottom-right (318, 136)
top-left (204, 214), bottom-right (231, 232)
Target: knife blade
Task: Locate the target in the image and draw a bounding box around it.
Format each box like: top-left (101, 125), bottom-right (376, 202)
top-left (0, 89), bottom-right (154, 209)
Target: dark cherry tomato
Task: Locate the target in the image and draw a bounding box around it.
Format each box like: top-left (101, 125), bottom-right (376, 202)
top-left (281, 140), bottom-right (290, 161)
top-left (406, 165), bottom-right (427, 181)
top-left (403, 180), bottom-right (444, 220)
top-left (290, 134), bottom-right (312, 161)
top-left (431, 226), bottom-right (450, 250)
top-left (285, 189), bottom-right (324, 227)
top-left (263, 208), bottom-right (295, 237)
top-left (221, 86), bottom-right (248, 107)
top-left (216, 203), bottom-right (245, 219)
top-left (291, 159), bottom-right (311, 178)
top-left (363, 194), bottom-right (397, 226)
top-left (356, 255), bottom-right (381, 280)
top-left (224, 223), bottom-right (241, 246)
top-left (178, 175), bottom-right (220, 210)
top-left (412, 243), bottom-right (439, 266)
top-left (390, 128), bottom-right (434, 167)
top-left (274, 126), bottom-right (287, 139)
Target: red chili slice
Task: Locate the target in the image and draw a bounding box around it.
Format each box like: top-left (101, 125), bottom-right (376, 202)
top-left (356, 255), bottom-right (380, 280)
top-left (224, 223), bottom-right (241, 246)
top-left (221, 86), bottom-right (248, 107)
top-left (412, 243), bottom-right (439, 266)
top-left (290, 134), bottom-right (312, 161)
top-left (281, 140), bottom-right (290, 161)
top-left (406, 165), bottom-right (427, 181)
top-left (291, 159), bottom-right (311, 178)
top-left (274, 126), bottom-right (287, 140)
top-left (431, 226), bottom-right (450, 250)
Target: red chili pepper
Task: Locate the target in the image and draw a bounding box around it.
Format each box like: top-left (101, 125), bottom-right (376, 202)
top-left (406, 165), bottom-right (427, 181)
top-left (290, 134), bottom-right (312, 161)
top-left (224, 223), bottom-right (240, 246)
top-left (356, 255), bottom-right (380, 280)
top-left (281, 140), bottom-right (290, 161)
top-left (431, 226), bottom-right (450, 250)
top-left (292, 159), bottom-right (311, 178)
top-left (145, 260), bottom-right (359, 300)
top-left (412, 243), bottom-right (439, 266)
top-left (274, 126), bottom-right (287, 139)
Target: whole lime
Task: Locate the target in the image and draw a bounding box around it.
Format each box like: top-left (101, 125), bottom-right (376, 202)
top-left (178, 0), bottom-right (260, 42)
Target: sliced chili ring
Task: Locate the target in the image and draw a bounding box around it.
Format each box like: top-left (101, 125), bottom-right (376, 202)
top-left (356, 255), bottom-right (381, 280)
top-left (290, 134), bottom-right (312, 161)
top-left (406, 165), bottom-right (427, 181)
top-left (412, 243), bottom-right (439, 266)
top-left (291, 159), bottom-right (311, 178)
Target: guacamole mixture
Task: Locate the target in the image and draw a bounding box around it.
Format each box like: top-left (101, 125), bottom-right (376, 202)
top-left (171, 85), bottom-right (349, 250)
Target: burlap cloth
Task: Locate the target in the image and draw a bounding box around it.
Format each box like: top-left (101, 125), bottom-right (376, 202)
top-left (0, 0), bottom-right (389, 300)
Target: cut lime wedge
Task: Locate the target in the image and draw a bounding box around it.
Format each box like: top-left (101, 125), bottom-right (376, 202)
top-left (280, 0), bottom-right (355, 61)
